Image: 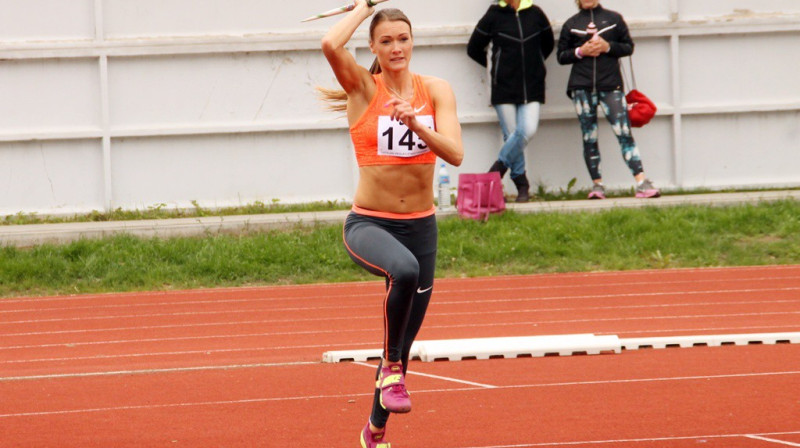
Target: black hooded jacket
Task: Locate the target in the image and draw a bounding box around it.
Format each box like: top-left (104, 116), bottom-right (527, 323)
top-left (557, 5), bottom-right (634, 96)
top-left (467, 4), bottom-right (554, 105)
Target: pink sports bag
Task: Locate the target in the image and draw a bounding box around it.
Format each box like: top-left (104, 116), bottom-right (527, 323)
top-left (456, 172), bottom-right (506, 221)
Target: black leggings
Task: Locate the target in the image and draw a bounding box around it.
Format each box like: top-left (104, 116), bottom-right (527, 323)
top-left (343, 209), bottom-right (437, 427)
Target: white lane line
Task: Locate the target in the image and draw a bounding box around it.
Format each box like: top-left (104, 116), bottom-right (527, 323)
top-left (6, 298), bottom-right (799, 338)
top-left (4, 310), bottom-right (800, 352)
top-left (352, 361), bottom-right (498, 389)
top-left (421, 311), bottom-right (800, 331)
top-left (2, 370), bottom-right (797, 416)
top-left (746, 435), bottom-right (800, 447)
top-left (0, 361), bottom-right (317, 382)
top-left (6, 286), bottom-right (799, 325)
top-left (615, 324), bottom-right (800, 335)
top-left (1, 342), bottom-right (376, 365)
top-left (422, 322), bottom-right (800, 335)
top-left (5, 325), bottom-right (799, 366)
top-left (0, 328), bottom-right (374, 351)
top-left (0, 304), bottom-right (374, 324)
top-left (4, 285), bottom-right (800, 322)
top-left (500, 370), bottom-right (800, 390)
top-left (0, 281), bottom-right (373, 305)
top-left (460, 431), bottom-right (800, 447)
top-left (1, 315), bottom-right (373, 335)
top-left (423, 301), bottom-right (800, 321)
top-left (434, 287), bottom-right (800, 306)
top-left (3, 272), bottom-right (798, 310)
top-left (0, 296), bottom-right (379, 315)
top-left (0, 391), bottom-right (377, 418)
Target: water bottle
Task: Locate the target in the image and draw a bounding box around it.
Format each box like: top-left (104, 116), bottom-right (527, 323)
top-left (437, 163), bottom-right (451, 210)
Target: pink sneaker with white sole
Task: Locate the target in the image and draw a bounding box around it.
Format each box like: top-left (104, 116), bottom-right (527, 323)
top-left (360, 422), bottom-right (391, 448)
top-left (588, 183), bottom-right (606, 199)
top-left (635, 179), bottom-right (661, 198)
top-left (376, 364), bottom-right (411, 413)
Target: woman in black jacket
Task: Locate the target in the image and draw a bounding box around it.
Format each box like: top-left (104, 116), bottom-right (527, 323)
top-left (558, 0), bottom-right (660, 199)
top-left (467, 0), bottom-right (554, 202)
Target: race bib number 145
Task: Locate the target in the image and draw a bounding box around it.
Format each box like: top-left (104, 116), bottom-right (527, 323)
top-left (377, 115), bottom-right (435, 158)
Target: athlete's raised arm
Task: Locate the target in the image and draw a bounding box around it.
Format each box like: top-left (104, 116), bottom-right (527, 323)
top-left (320, 0), bottom-right (375, 101)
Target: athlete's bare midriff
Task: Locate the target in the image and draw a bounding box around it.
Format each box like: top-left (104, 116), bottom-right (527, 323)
top-left (353, 164), bottom-right (435, 214)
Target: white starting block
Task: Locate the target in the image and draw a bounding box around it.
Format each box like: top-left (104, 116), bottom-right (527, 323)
top-left (322, 348), bottom-right (399, 363)
top-left (620, 332), bottom-right (800, 350)
top-left (415, 334), bottom-right (621, 362)
top-left (321, 332), bottom-right (800, 363)
top-left (322, 334), bottom-right (621, 363)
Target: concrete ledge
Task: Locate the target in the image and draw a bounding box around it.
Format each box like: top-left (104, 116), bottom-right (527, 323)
top-left (0, 210), bottom-right (349, 248)
top-left (1, 190), bottom-right (798, 247)
top-left (505, 190), bottom-right (800, 214)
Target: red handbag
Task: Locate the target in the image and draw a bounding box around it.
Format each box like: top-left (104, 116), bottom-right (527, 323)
top-left (622, 57), bottom-right (657, 127)
top-left (626, 89), bottom-right (657, 128)
top-left (456, 172), bottom-right (506, 222)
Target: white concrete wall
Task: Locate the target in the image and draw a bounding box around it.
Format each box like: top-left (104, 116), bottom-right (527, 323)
top-left (1, 0), bottom-right (799, 216)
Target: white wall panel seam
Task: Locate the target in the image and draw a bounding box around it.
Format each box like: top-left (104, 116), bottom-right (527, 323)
top-left (670, 33), bottom-right (683, 188)
top-left (96, 0), bottom-right (113, 210)
top-left (2, 18), bottom-right (798, 59)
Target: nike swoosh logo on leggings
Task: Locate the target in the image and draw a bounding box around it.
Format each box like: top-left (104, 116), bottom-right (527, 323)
top-left (416, 285), bottom-right (433, 294)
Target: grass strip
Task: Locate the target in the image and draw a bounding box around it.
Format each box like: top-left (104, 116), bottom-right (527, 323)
top-left (1, 200), bottom-right (798, 298)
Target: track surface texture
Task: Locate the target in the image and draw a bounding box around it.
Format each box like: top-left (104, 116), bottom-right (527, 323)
top-left (2, 265), bottom-right (799, 447)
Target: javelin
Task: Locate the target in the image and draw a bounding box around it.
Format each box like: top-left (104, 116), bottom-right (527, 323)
top-left (301, 0), bottom-right (390, 22)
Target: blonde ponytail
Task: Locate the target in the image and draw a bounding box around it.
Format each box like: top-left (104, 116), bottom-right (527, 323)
top-left (316, 86), bottom-right (349, 112)
top-left (316, 59), bottom-right (382, 112)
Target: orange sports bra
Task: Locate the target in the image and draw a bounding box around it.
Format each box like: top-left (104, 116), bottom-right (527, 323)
top-left (349, 73), bottom-right (437, 167)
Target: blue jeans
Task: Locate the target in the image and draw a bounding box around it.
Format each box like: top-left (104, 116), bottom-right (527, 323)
top-left (494, 102), bottom-right (541, 178)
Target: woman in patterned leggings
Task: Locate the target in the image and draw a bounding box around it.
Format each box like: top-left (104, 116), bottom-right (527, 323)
top-left (558, 0), bottom-right (660, 199)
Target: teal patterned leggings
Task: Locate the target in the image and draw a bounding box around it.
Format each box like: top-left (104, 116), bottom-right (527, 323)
top-left (571, 89), bottom-right (644, 181)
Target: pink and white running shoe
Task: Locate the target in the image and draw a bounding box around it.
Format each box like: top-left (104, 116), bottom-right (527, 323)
top-left (635, 179), bottom-right (661, 198)
top-left (360, 422), bottom-right (391, 448)
top-left (588, 183), bottom-right (606, 199)
top-left (376, 364), bottom-right (411, 413)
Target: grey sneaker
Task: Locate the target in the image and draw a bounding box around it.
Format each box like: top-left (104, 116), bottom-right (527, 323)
top-left (588, 183), bottom-right (606, 199)
top-left (635, 179), bottom-right (661, 198)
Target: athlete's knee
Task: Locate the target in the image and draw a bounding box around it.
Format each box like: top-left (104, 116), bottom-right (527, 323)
top-left (389, 259), bottom-right (420, 288)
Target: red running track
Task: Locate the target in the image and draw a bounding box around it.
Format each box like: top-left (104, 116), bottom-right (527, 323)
top-left (1, 265), bottom-right (799, 447)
